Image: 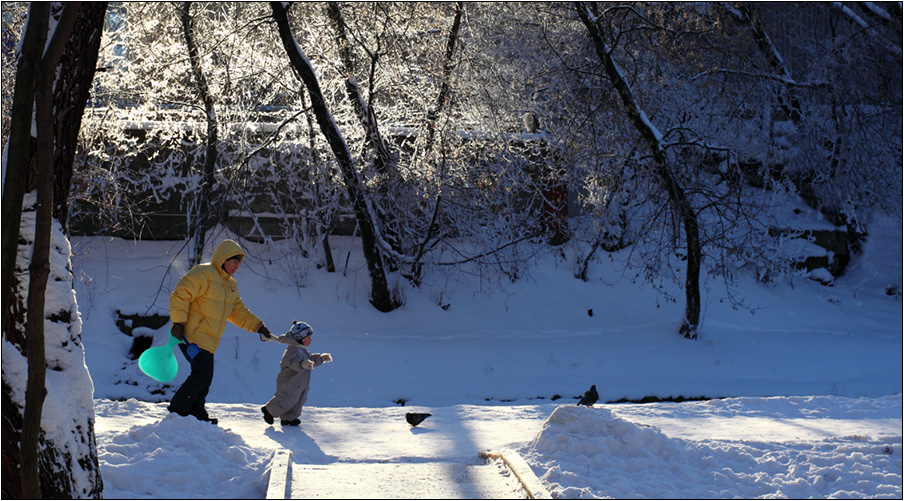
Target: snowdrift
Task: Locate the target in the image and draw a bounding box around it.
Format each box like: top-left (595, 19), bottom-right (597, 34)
top-left (524, 402), bottom-right (902, 499)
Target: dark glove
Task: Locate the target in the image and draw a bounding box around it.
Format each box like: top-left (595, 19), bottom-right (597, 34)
top-left (258, 325), bottom-right (272, 342)
top-left (171, 323), bottom-right (186, 341)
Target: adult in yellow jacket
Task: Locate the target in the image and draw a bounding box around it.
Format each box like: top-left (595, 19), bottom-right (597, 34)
top-left (167, 239), bottom-right (272, 424)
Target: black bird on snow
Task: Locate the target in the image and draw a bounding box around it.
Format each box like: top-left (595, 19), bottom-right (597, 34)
top-left (406, 412), bottom-right (432, 427)
top-left (577, 384), bottom-right (599, 407)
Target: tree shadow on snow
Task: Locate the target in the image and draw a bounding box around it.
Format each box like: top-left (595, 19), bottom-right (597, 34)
top-left (264, 426), bottom-right (337, 464)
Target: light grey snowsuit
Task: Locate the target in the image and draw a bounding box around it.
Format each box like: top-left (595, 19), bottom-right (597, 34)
top-left (264, 337), bottom-right (326, 421)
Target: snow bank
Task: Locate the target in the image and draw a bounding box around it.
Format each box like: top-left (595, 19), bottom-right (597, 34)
top-left (4, 193), bottom-right (102, 496)
top-left (97, 400), bottom-right (271, 499)
top-left (523, 404), bottom-right (902, 499)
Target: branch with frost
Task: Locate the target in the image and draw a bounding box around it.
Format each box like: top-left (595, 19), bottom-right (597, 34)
top-left (224, 107), bottom-right (309, 181)
top-left (574, 3), bottom-right (667, 158)
top-left (721, 3), bottom-right (794, 79)
top-left (717, 2), bottom-right (808, 124)
top-left (830, 2), bottom-right (902, 59)
top-left (435, 231), bottom-right (542, 267)
top-left (858, 1), bottom-right (895, 23)
top-left (689, 68), bottom-right (829, 88)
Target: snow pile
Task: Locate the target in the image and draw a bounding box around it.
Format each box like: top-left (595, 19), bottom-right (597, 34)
top-left (2, 193), bottom-right (102, 497)
top-left (97, 400), bottom-right (271, 499)
top-left (523, 402), bottom-right (902, 499)
top-left (527, 406), bottom-right (694, 498)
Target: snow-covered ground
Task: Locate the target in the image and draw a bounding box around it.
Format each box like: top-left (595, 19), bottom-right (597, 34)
top-left (74, 213), bottom-right (902, 499)
top-left (94, 396), bottom-right (901, 499)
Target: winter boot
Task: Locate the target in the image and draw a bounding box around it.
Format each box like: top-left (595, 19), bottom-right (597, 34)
top-left (196, 415), bottom-right (218, 425)
top-left (192, 410), bottom-right (218, 425)
top-left (281, 418), bottom-right (301, 426)
top-left (166, 404), bottom-right (187, 417)
top-left (261, 406), bottom-right (274, 425)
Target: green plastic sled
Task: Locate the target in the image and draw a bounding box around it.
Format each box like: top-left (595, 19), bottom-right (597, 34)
top-left (138, 332), bottom-right (183, 382)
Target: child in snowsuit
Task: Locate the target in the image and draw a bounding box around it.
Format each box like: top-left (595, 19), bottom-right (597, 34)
top-left (261, 321), bottom-right (332, 426)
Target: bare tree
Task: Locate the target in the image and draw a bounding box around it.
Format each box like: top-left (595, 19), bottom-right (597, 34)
top-left (322, 2), bottom-right (465, 282)
top-left (324, 1), bottom-right (405, 266)
top-left (699, 2), bottom-right (903, 251)
top-left (181, 1), bottom-right (219, 266)
top-left (2, 2), bottom-right (106, 498)
top-left (270, 1), bottom-right (397, 311)
top-left (574, 3), bottom-right (703, 338)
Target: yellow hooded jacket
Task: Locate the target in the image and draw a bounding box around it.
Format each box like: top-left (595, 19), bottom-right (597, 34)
top-left (169, 239), bottom-right (263, 354)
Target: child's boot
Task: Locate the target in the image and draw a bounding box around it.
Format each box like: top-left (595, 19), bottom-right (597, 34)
top-left (261, 406), bottom-right (274, 425)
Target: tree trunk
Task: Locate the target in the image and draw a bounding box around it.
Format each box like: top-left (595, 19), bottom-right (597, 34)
top-left (300, 87), bottom-right (337, 273)
top-left (22, 5), bottom-right (82, 497)
top-left (2, 2), bottom-right (48, 350)
top-left (425, 1), bottom-right (463, 151)
top-left (271, 2), bottom-right (397, 312)
top-left (3, 3), bottom-right (106, 498)
top-left (52, 2), bottom-right (108, 227)
top-left (576, 2), bottom-right (702, 339)
top-left (181, 2), bottom-right (219, 266)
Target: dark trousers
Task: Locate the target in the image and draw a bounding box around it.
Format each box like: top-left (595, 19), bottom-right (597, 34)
top-left (169, 345), bottom-right (214, 419)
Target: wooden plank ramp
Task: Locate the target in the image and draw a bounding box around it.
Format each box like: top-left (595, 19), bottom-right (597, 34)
top-left (479, 450), bottom-right (552, 499)
top-left (266, 449), bottom-right (546, 499)
top-left (265, 450), bottom-right (292, 499)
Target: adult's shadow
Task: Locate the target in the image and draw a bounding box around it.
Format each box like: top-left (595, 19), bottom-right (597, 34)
top-left (264, 426), bottom-right (337, 465)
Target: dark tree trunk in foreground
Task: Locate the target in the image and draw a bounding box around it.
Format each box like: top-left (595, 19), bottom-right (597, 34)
top-left (1, 2), bottom-right (47, 355)
top-left (2, 6), bottom-right (49, 497)
top-left (271, 2), bottom-right (397, 312)
top-left (2, 3), bottom-right (106, 499)
top-left (23, 6), bottom-right (81, 497)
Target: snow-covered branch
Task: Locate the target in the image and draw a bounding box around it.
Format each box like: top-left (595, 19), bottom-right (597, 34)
top-left (689, 68), bottom-right (830, 88)
top-left (830, 1), bottom-right (902, 59)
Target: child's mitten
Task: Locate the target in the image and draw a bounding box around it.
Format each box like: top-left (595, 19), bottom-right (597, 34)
top-left (301, 359), bottom-right (315, 370)
top-left (321, 353), bottom-right (332, 363)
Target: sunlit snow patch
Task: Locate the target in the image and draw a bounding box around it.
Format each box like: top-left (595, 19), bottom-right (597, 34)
top-left (524, 405), bottom-right (902, 499)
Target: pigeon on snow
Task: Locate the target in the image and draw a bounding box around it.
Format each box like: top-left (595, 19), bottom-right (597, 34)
top-left (406, 412), bottom-right (432, 427)
top-left (576, 384), bottom-right (599, 407)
